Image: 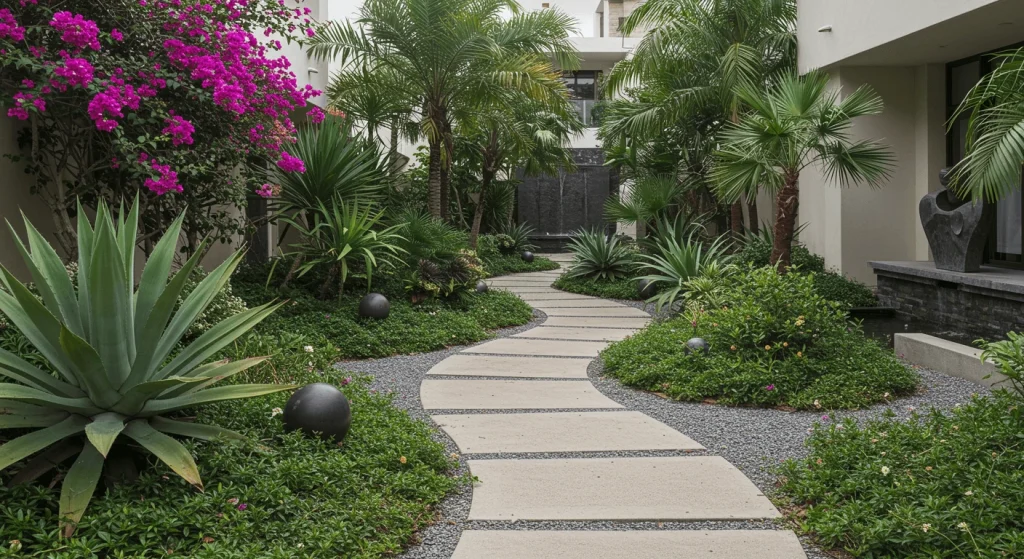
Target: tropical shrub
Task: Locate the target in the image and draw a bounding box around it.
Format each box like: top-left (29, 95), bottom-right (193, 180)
top-left (0, 0), bottom-right (319, 255)
top-left (404, 250), bottom-right (486, 301)
top-left (499, 222), bottom-right (537, 252)
top-left (393, 209), bottom-right (469, 265)
top-left (739, 235), bottom-right (876, 308)
top-left (0, 201), bottom-right (291, 533)
top-left (566, 229), bottom-right (634, 280)
top-left (636, 232), bottom-right (731, 311)
top-left (601, 266), bottom-right (917, 409)
top-left (779, 392), bottom-right (1024, 557)
top-left (553, 274), bottom-right (645, 300)
top-left (284, 200), bottom-right (405, 299)
top-left (979, 332), bottom-right (1024, 398)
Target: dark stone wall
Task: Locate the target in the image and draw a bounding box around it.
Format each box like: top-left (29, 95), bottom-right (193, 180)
top-left (876, 272), bottom-right (1024, 341)
top-left (517, 148), bottom-right (617, 251)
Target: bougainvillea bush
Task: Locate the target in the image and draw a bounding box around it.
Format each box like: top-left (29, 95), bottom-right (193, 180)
top-left (0, 0), bottom-right (321, 254)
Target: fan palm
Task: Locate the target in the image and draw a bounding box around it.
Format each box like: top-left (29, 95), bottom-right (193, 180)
top-left (308, 0), bottom-right (579, 219)
top-left (0, 200), bottom-right (290, 534)
top-left (602, 0), bottom-right (796, 233)
top-left (949, 47), bottom-right (1024, 201)
top-left (710, 71), bottom-right (894, 271)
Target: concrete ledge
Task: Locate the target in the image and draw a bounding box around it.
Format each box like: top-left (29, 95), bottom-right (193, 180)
top-left (894, 333), bottom-right (1007, 388)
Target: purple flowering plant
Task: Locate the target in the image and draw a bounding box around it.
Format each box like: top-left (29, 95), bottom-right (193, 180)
top-left (0, 0), bottom-right (323, 255)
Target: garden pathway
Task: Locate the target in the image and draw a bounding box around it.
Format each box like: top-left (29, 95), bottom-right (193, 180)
top-left (419, 254), bottom-right (806, 558)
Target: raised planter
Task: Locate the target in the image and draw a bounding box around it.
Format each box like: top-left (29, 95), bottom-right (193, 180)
top-left (894, 333), bottom-right (1007, 389)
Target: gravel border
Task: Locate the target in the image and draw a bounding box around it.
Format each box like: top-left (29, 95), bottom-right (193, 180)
top-left (340, 292), bottom-right (989, 559)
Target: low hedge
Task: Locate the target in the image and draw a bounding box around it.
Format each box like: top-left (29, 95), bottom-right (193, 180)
top-left (600, 266), bottom-right (917, 410)
top-left (553, 273), bottom-right (645, 300)
top-left (479, 253), bottom-right (559, 276)
top-left (779, 392), bottom-right (1024, 557)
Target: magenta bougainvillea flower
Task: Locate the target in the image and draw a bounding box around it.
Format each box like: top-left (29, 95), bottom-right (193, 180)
top-left (50, 11), bottom-right (102, 51)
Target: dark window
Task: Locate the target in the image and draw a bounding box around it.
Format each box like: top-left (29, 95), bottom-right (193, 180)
top-left (561, 70), bottom-right (599, 100)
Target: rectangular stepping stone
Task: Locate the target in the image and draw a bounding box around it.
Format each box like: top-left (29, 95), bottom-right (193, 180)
top-left (488, 282), bottom-right (553, 287)
top-left (466, 456), bottom-right (780, 521)
top-left (432, 411), bottom-right (702, 453)
top-left (514, 327), bottom-right (636, 341)
top-left (464, 338), bottom-right (607, 357)
top-left (541, 307), bottom-right (650, 317)
top-left (497, 288), bottom-right (563, 294)
top-left (529, 300), bottom-right (624, 308)
top-left (427, 355), bottom-right (591, 378)
top-left (452, 530), bottom-right (807, 559)
top-left (543, 316), bottom-right (652, 328)
top-left (420, 380), bottom-right (622, 410)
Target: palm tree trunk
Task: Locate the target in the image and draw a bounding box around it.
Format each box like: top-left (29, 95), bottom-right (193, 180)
top-left (747, 194), bottom-right (759, 235)
top-left (440, 162), bottom-right (450, 221)
top-left (770, 175), bottom-right (800, 273)
top-left (389, 119), bottom-right (400, 173)
top-left (319, 263), bottom-right (340, 299)
top-left (470, 167), bottom-right (494, 249)
top-left (280, 254), bottom-right (304, 291)
top-left (730, 201), bottom-right (744, 236)
top-left (427, 138), bottom-right (442, 218)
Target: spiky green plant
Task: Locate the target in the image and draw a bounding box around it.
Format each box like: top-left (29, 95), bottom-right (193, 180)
top-left (499, 222), bottom-right (537, 252)
top-left (637, 232), bottom-right (733, 311)
top-left (0, 200), bottom-right (291, 535)
top-left (566, 229), bottom-right (635, 281)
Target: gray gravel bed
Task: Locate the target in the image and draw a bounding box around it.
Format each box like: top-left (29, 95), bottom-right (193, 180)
top-left (337, 288), bottom-right (989, 559)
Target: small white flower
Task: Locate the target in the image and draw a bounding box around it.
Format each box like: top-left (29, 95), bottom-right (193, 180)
top-left (270, 407), bottom-right (283, 418)
top-left (957, 522), bottom-right (969, 532)
top-left (297, 543), bottom-right (305, 548)
top-left (880, 466), bottom-right (890, 476)
top-left (921, 523), bottom-right (931, 533)
top-left (883, 392), bottom-right (890, 398)
top-left (303, 345), bottom-right (315, 353)
top-left (964, 490), bottom-right (973, 496)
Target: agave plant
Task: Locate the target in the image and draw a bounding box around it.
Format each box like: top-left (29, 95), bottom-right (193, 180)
top-left (636, 232), bottom-right (733, 311)
top-left (499, 222), bottom-right (537, 252)
top-left (285, 200), bottom-right (405, 299)
top-left (566, 229), bottom-right (635, 281)
top-left (0, 200), bottom-right (291, 534)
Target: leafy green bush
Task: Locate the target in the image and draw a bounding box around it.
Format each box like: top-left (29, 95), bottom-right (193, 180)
top-left (498, 222), bottom-right (536, 252)
top-left (404, 250), bottom-right (486, 301)
top-left (979, 332), bottom-right (1024, 398)
top-left (739, 237), bottom-right (876, 308)
top-left (601, 266), bottom-right (916, 409)
top-left (0, 356), bottom-right (459, 558)
top-left (553, 273), bottom-right (645, 300)
top-left (479, 253), bottom-right (560, 276)
top-left (393, 209), bottom-right (469, 265)
top-left (566, 229), bottom-right (635, 281)
top-left (231, 271), bottom-right (533, 360)
top-left (0, 201), bottom-right (290, 532)
top-left (779, 392), bottom-right (1024, 557)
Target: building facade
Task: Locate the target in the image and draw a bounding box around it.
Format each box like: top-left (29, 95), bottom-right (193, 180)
top-left (794, 0), bottom-right (1024, 285)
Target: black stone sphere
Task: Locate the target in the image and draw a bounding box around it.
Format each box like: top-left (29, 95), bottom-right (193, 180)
top-left (358, 292), bottom-right (390, 319)
top-left (686, 337), bottom-right (710, 355)
top-left (637, 278), bottom-right (657, 299)
top-left (521, 251), bottom-right (534, 263)
top-left (475, 280), bottom-right (489, 293)
top-left (283, 383), bottom-right (352, 442)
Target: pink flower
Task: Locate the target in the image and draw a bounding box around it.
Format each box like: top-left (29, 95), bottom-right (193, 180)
top-left (0, 9), bottom-right (25, 42)
top-left (764, 384), bottom-right (775, 391)
top-left (49, 12), bottom-right (102, 51)
top-left (162, 114), bottom-right (195, 146)
top-left (341, 377), bottom-right (352, 386)
top-left (110, 29), bottom-right (124, 41)
top-left (276, 152), bottom-right (305, 173)
top-left (305, 28), bottom-right (315, 37)
top-left (54, 58), bottom-right (95, 88)
top-left (144, 159), bottom-right (182, 195)
top-left (821, 415), bottom-right (830, 422)
top-left (237, 503), bottom-right (247, 511)
top-left (255, 183), bottom-right (274, 198)
top-left (307, 106), bottom-right (325, 124)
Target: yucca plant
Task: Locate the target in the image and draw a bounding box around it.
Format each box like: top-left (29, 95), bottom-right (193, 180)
top-left (637, 232), bottom-right (733, 311)
top-left (566, 229), bottom-right (635, 281)
top-left (0, 200), bottom-right (291, 535)
top-left (285, 200), bottom-right (405, 299)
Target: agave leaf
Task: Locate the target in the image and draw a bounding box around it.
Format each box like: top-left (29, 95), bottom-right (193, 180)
top-left (0, 415), bottom-right (89, 470)
top-left (6, 440), bottom-right (82, 486)
top-left (0, 410), bottom-right (69, 429)
top-left (160, 356), bottom-right (270, 399)
top-left (0, 384), bottom-right (102, 416)
top-left (88, 212), bottom-right (134, 385)
top-left (58, 326), bottom-right (118, 409)
top-left (0, 347), bottom-right (84, 398)
top-left (76, 199), bottom-right (94, 341)
top-left (133, 211), bottom-right (187, 341)
top-left (117, 198), bottom-right (140, 298)
top-left (125, 242), bottom-right (206, 388)
top-left (7, 218), bottom-right (84, 336)
top-left (122, 419), bottom-right (203, 489)
top-left (59, 442), bottom-right (104, 537)
top-left (150, 416), bottom-right (246, 441)
top-left (155, 303), bottom-right (282, 381)
top-left (141, 384), bottom-right (296, 416)
top-left (0, 268), bottom-right (80, 386)
top-left (113, 376), bottom-right (209, 416)
top-left (83, 412), bottom-right (126, 458)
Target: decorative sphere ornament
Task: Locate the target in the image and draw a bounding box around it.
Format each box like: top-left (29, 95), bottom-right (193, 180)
top-left (686, 337), bottom-right (710, 355)
top-left (521, 251), bottom-right (534, 263)
top-left (637, 278), bottom-right (657, 299)
top-left (283, 383), bottom-right (352, 442)
top-left (358, 292), bottom-right (390, 320)
top-left (476, 280), bottom-right (489, 293)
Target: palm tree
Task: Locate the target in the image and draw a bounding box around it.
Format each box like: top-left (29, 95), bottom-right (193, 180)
top-left (602, 0), bottom-right (796, 234)
top-left (710, 71), bottom-right (895, 271)
top-left (949, 47), bottom-right (1024, 201)
top-left (308, 0), bottom-right (579, 219)
top-left (461, 90), bottom-right (582, 247)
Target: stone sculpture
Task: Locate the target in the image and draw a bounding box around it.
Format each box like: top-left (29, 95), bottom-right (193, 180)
top-left (919, 168), bottom-right (991, 273)
top-left (283, 383), bottom-right (352, 442)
